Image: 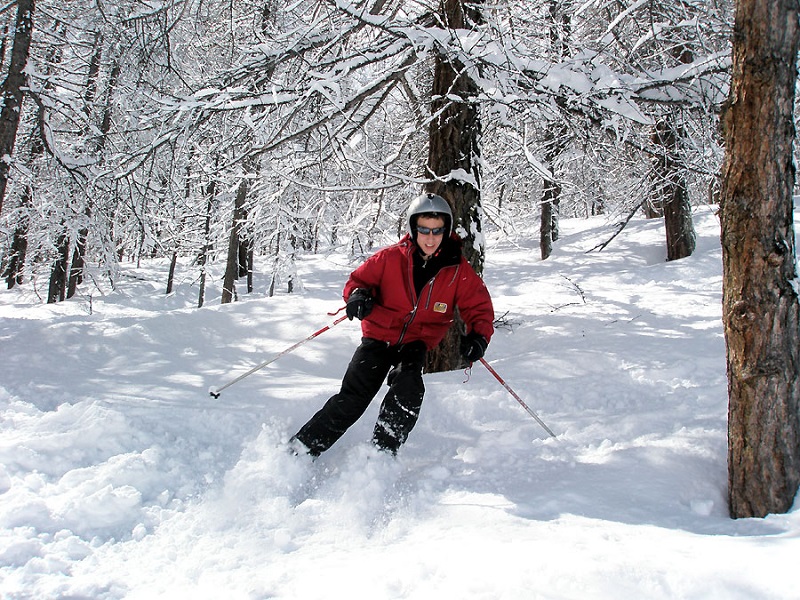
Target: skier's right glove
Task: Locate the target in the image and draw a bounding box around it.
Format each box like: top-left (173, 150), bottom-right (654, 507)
top-left (346, 288), bottom-right (374, 321)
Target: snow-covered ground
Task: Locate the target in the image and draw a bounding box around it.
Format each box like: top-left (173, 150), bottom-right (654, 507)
top-left (1, 209), bottom-right (798, 599)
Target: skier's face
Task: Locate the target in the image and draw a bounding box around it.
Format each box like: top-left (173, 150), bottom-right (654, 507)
top-left (415, 215), bottom-right (446, 258)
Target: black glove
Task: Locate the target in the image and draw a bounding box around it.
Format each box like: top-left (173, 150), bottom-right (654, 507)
top-left (346, 288), bottom-right (374, 321)
top-left (460, 332), bottom-right (488, 362)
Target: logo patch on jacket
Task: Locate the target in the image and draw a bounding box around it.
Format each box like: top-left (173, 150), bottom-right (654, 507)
top-left (433, 302), bottom-right (448, 313)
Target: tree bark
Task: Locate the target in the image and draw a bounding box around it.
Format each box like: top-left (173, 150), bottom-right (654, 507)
top-left (197, 178), bottom-right (216, 309)
top-left (2, 192), bottom-right (28, 287)
top-left (166, 251), bottom-right (178, 294)
top-left (540, 128), bottom-right (565, 260)
top-left (424, 0), bottom-right (484, 373)
top-left (67, 223), bottom-right (88, 298)
top-left (540, 0), bottom-right (569, 261)
top-left (651, 116), bottom-right (696, 261)
top-left (0, 0), bottom-right (35, 215)
top-left (540, 186), bottom-right (558, 260)
top-left (221, 175), bottom-right (249, 304)
top-left (47, 231), bottom-right (69, 303)
top-left (720, 0), bottom-right (800, 518)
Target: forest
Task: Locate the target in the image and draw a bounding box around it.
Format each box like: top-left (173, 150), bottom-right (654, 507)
top-left (0, 0), bottom-right (737, 305)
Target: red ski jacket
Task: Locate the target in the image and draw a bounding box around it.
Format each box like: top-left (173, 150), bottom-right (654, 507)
top-left (343, 233), bottom-right (494, 350)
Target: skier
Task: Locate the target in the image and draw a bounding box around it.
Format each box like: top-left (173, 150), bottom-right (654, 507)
top-left (290, 193), bottom-right (495, 457)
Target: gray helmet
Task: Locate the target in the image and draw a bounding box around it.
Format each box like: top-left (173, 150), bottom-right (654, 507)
top-left (407, 193), bottom-right (452, 236)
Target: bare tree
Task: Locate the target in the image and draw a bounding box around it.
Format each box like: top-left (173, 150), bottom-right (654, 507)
top-left (0, 0), bottom-right (34, 214)
top-left (539, 0), bottom-right (571, 261)
top-left (720, 0), bottom-right (800, 518)
top-left (67, 49), bottom-right (121, 299)
top-left (568, 0), bottom-right (727, 259)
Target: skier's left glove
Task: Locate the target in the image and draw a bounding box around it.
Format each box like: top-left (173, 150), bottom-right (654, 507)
top-left (460, 332), bottom-right (488, 362)
top-left (346, 288), bottom-right (375, 321)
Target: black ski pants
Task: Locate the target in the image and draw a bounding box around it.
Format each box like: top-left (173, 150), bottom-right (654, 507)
top-left (293, 338), bottom-right (427, 456)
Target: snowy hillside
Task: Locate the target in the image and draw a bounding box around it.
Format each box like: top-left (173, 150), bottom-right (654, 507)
top-left (1, 209), bottom-right (798, 599)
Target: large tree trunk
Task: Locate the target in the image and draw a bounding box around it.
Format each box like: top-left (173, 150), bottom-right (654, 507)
top-left (720, 0), bottom-right (800, 518)
top-left (424, 0), bottom-right (484, 373)
top-left (0, 0), bottom-right (35, 215)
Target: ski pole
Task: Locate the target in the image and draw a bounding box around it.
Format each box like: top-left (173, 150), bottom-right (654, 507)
top-left (209, 312), bottom-right (348, 398)
top-left (478, 357), bottom-right (557, 438)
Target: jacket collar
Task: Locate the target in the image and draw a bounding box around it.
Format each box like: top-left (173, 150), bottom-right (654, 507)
top-left (400, 232), bottom-right (462, 266)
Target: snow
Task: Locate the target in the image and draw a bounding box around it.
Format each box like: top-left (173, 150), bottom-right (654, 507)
top-left (1, 209), bottom-right (798, 599)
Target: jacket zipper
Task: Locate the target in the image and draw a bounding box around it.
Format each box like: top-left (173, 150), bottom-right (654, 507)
top-left (397, 282), bottom-right (430, 345)
top-left (396, 265), bottom-right (455, 345)
top-left (396, 240), bottom-right (460, 346)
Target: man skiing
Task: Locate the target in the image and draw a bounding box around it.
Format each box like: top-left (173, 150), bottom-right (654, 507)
top-left (290, 193), bottom-right (494, 457)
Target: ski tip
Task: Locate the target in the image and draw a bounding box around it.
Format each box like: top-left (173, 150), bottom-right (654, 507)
top-left (208, 386), bottom-right (220, 399)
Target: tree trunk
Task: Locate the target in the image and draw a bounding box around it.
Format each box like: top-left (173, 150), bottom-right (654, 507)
top-left (0, 0), bottom-right (35, 215)
top-left (47, 231), bottom-right (69, 303)
top-left (3, 223), bottom-right (28, 288)
top-left (2, 181), bottom-right (30, 287)
top-left (424, 0), bottom-right (484, 373)
top-left (221, 176), bottom-right (249, 304)
top-left (66, 54), bottom-right (120, 297)
top-left (652, 116), bottom-right (696, 261)
top-left (720, 0), bottom-right (800, 518)
top-left (540, 0), bottom-right (569, 261)
top-left (540, 130), bottom-right (565, 261)
top-left (3, 208), bottom-right (28, 288)
top-left (246, 247), bottom-right (254, 293)
top-left (539, 133), bottom-right (567, 260)
top-left (83, 31), bottom-right (103, 112)
top-left (663, 181), bottom-right (695, 262)
top-left (197, 179), bottom-right (216, 309)
top-left (166, 251), bottom-right (178, 294)
top-left (540, 186), bottom-right (560, 259)
top-left (2, 14), bottom-right (55, 284)
top-left (67, 225), bottom-right (88, 298)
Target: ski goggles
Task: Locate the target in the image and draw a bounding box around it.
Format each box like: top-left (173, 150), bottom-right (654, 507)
top-left (416, 225), bottom-right (446, 236)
